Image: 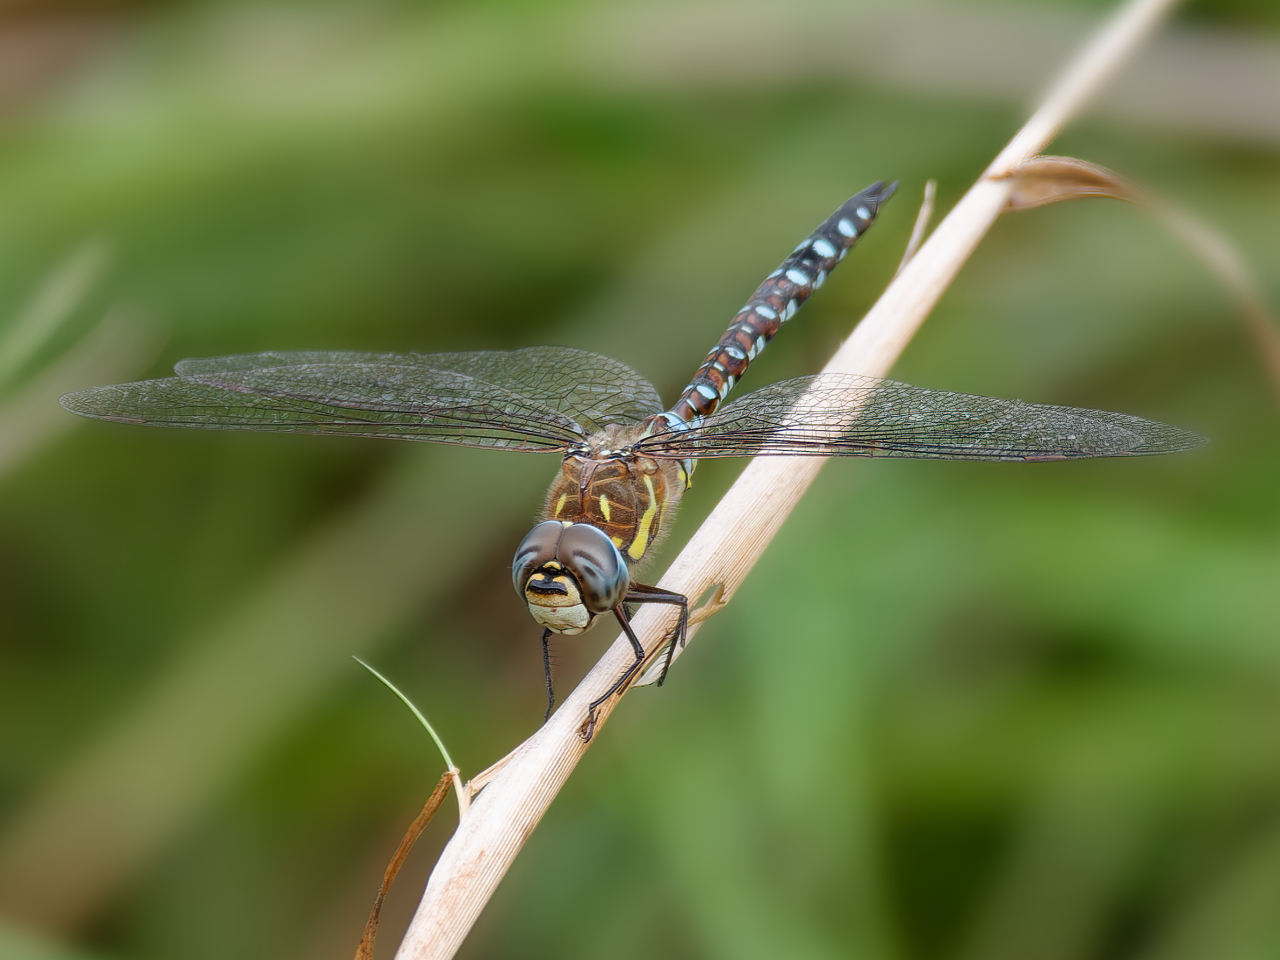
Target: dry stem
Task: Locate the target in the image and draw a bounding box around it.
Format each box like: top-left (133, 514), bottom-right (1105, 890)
top-left (392, 0), bottom-right (1183, 955)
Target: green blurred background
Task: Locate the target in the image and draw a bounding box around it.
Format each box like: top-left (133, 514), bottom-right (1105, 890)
top-left (0, 0), bottom-right (1277, 957)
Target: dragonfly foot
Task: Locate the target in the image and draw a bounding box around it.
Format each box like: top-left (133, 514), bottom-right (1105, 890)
top-left (579, 710), bottom-right (599, 743)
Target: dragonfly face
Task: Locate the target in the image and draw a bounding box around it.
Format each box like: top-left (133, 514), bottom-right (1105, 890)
top-left (512, 521), bottom-right (629, 636)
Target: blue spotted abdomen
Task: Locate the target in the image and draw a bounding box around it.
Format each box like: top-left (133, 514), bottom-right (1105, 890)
top-left (668, 180), bottom-right (896, 425)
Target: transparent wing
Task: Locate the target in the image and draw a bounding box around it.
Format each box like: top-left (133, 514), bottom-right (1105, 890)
top-left (61, 347), bottom-right (665, 452)
top-left (636, 374), bottom-right (1205, 461)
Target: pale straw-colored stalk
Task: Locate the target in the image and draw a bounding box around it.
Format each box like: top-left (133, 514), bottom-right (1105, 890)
top-left (392, 0), bottom-right (1183, 955)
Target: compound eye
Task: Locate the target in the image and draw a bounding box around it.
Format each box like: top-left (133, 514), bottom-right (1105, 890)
top-left (512, 520), bottom-right (565, 596)
top-left (557, 523), bottom-right (628, 614)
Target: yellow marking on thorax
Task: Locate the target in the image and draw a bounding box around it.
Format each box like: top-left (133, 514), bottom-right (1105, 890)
top-left (553, 493), bottom-right (569, 517)
top-left (627, 474), bottom-right (661, 562)
top-left (679, 459), bottom-right (695, 490)
top-left (598, 494), bottom-right (612, 521)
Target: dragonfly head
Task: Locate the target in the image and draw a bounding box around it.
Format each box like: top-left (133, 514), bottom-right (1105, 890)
top-left (513, 521), bottom-right (629, 635)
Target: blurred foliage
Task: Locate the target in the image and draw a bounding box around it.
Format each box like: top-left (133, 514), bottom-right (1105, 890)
top-left (0, 0), bottom-right (1277, 958)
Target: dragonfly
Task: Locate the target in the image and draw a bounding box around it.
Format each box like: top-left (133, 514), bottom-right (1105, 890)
top-left (61, 180), bottom-right (1203, 738)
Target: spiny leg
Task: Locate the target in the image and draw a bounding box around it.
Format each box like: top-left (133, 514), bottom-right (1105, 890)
top-left (541, 628), bottom-right (556, 721)
top-left (624, 582), bottom-right (689, 688)
top-left (581, 585), bottom-right (690, 740)
top-left (583, 605), bottom-right (648, 741)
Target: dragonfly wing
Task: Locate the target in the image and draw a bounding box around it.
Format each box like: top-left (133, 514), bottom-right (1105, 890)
top-left (62, 348), bottom-right (663, 451)
top-left (175, 347), bottom-right (665, 432)
top-left (637, 374), bottom-right (1205, 461)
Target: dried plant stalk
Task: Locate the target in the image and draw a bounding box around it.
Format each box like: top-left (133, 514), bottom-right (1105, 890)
top-left (392, 0), bottom-right (1184, 956)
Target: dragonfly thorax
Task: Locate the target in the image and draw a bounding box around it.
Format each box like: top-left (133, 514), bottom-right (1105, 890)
top-left (513, 521), bottom-right (629, 635)
top-left (544, 422), bottom-right (689, 567)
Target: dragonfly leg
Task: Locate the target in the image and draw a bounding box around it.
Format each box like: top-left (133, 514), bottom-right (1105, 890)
top-left (625, 582), bottom-right (689, 688)
top-left (541, 628), bottom-right (556, 721)
top-left (582, 605), bottom-right (648, 741)
top-left (580, 584), bottom-right (690, 741)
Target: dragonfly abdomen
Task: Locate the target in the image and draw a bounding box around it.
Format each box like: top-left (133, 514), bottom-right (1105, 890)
top-left (669, 180), bottom-right (897, 425)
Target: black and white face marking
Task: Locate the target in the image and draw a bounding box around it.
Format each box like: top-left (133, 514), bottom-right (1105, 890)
top-left (512, 520), bottom-right (629, 636)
